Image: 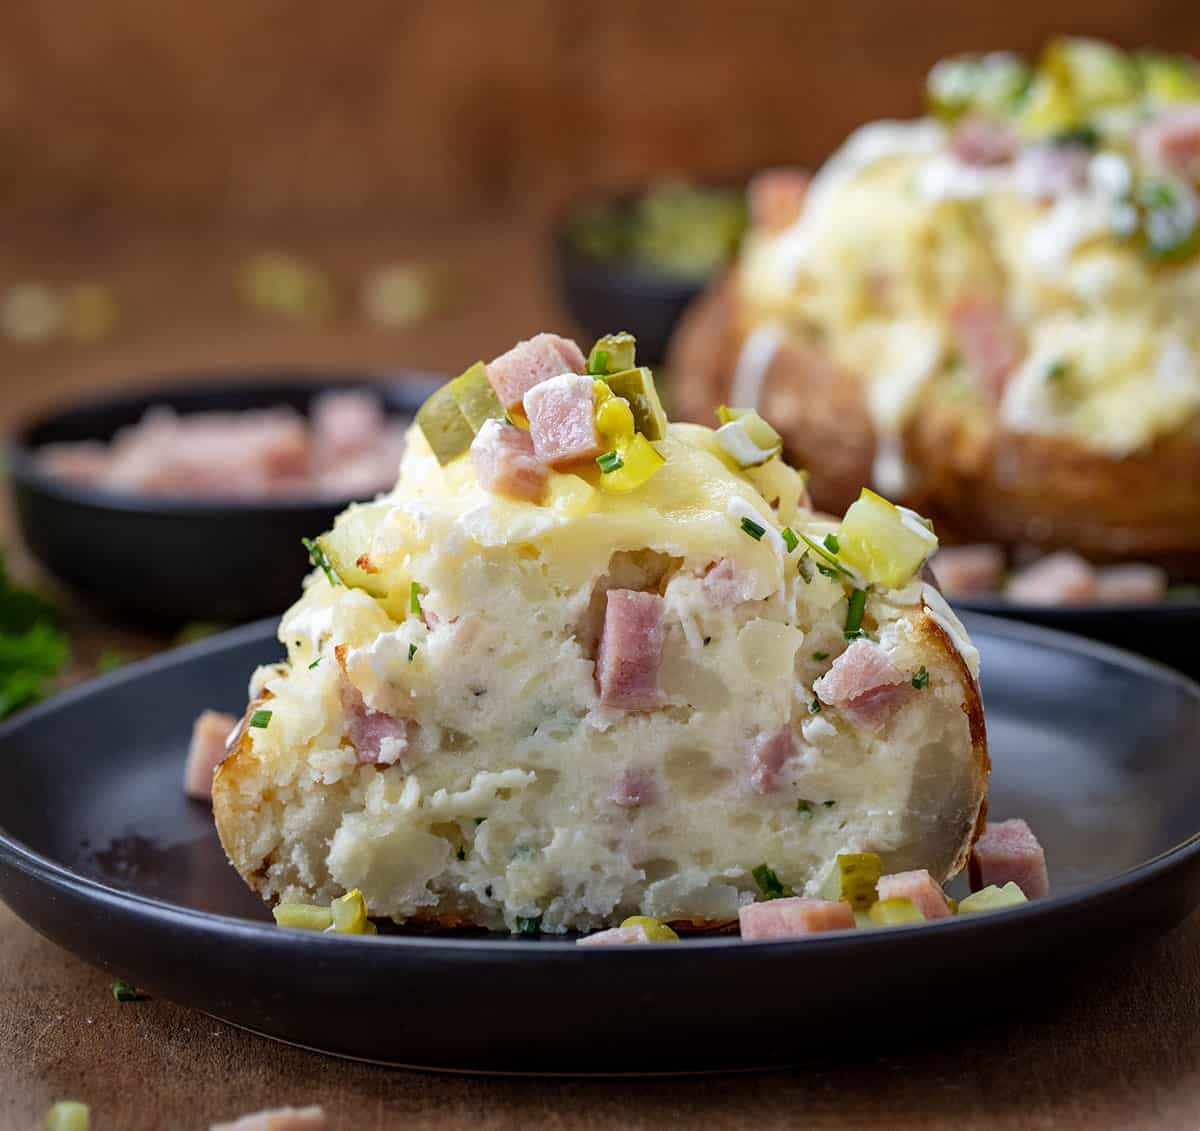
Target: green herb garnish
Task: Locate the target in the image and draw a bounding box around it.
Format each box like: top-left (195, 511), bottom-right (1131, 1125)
top-left (596, 449), bottom-right (624, 474)
top-left (515, 915), bottom-right (543, 936)
top-left (781, 527), bottom-right (799, 553)
top-left (809, 698), bottom-right (822, 714)
top-left (249, 709), bottom-right (273, 729)
top-left (751, 863), bottom-right (787, 900)
top-left (302, 537), bottom-right (341, 587)
top-left (740, 516), bottom-right (766, 541)
top-left (410, 581), bottom-right (425, 616)
top-left (308, 656), bottom-right (322, 670)
top-left (111, 980), bottom-right (148, 1002)
top-left (823, 532), bottom-right (841, 554)
top-left (1045, 359), bottom-right (1071, 383)
top-left (912, 665), bottom-right (930, 690)
top-left (408, 643), bottom-right (417, 662)
top-left (796, 799), bottom-right (814, 815)
top-left (587, 347), bottom-right (610, 376)
top-left (844, 588), bottom-right (867, 638)
top-left (824, 800), bottom-right (836, 808)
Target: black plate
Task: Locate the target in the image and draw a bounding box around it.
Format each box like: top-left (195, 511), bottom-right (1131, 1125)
top-left (1, 615), bottom-right (1199, 1073)
top-left (953, 596), bottom-right (1200, 680)
top-left (5, 373), bottom-right (440, 627)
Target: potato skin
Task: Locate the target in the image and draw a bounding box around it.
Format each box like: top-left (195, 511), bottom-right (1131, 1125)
top-left (669, 280), bottom-right (1200, 574)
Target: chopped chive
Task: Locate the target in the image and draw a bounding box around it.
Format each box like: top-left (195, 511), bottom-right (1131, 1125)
top-left (843, 629), bottom-right (873, 642)
top-left (302, 537), bottom-right (341, 586)
top-left (249, 708), bottom-right (273, 729)
top-left (740, 516), bottom-right (766, 541)
top-left (111, 980), bottom-right (148, 1002)
top-left (816, 562), bottom-right (840, 579)
top-left (824, 799), bottom-right (836, 808)
top-left (809, 698), bottom-right (822, 714)
top-left (596, 449), bottom-right (623, 474)
top-left (410, 581), bottom-right (424, 616)
top-left (813, 651), bottom-right (829, 661)
top-left (796, 799), bottom-right (814, 815)
top-left (751, 863), bottom-right (787, 900)
top-left (307, 656), bottom-right (322, 670)
top-left (823, 532), bottom-right (841, 554)
top-left (797, 553), bottom-right (814, 583)
top-left (515, 914), bottom-right (543, 936)
top-left (844, 588), bottom-right (867, 638)
top-left (781, 527), bottom-right (799, 553)
top-left (799, 532), bottom-right (849, 577)
top-left (912, 665), bottom-right (930, 689)
top-left (408, 643), bottom-right (417, 662)
top-left (587, 347), bottom-right (610, 375)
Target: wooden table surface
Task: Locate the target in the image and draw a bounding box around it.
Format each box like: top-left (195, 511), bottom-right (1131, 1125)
top-left (1, 217), bottom-right (1198, 1130)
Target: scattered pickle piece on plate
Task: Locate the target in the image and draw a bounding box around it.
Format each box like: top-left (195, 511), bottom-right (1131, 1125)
top-left (836, 489), bottom-right (938, 590)
top-left (958, 882), bottom-right (1029, 914)
top-left (620, 915), bottom-right (680, 942)
top-left (869, 898), bottom-right (925, 926)
top-left (331, 888), bottom-right (373, 934)
top-left (273, 903), bottom-right (335, 931)
top-left (837, 852), bottom-right (882, 910)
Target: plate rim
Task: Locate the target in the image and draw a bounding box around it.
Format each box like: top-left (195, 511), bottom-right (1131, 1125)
top-left (2, 612), bottom-right (1199, 958)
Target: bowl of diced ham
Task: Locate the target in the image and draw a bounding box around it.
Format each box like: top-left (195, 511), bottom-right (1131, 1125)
top-left (6, 372), bottom-right (438, 625)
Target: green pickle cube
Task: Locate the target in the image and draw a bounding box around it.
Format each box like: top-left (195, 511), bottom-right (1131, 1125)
top-left (449, 360), bottom-right (504, 431)
top-left (869, 897), bottom-right (925, 926)
top-left (603, 366), bottom-right (668, 441)
top-left (588, 332), bottom-right (637, 375)
top-left (416, 381), bottom-right (475, 465)
top-left (837, 852), bottom-right (882, 910)
top-left (958, 882), bottom-right (1029, 914)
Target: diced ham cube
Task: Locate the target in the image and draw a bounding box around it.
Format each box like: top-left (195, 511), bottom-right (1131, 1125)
top-left (930, 544), bottom-right (1006, 598)
top-left (183, 710), bottom-right (238, 802)
top-left (341, 682), bottom-right (411, 766)
top-left (746, 727), bottom-right (795, 794)
top-left (469, 418), bottom-right (548, 501)
top-left (37, 440), bottom-right (112, 484)
top-left (877, 869), bottom-right (953, 920)
top-left (576, 923), bottom-right (652, 946)
top-left (951, 115), bottom-right (1020, 167)
top-left (813, 641), bottom-right (913, 730)
top-left (1093, 563), bottom-right (1168, 606)
top-left (209, 1106), bottom-right (329, 1131)
top-left (951, 295), bottom-right (1024, 400)
top-left (739, 897), bottom-right (854, 940)
top-left (1137, 105), bottom-right (1200, 181)
top-left (1007, 551), bottom-right (1098, 606)
top-left (702, 559), bottom-right (758, 606)
top-left (610, 767), bottom-right (658, 808)
top-left (486, 332), bottom-right (586, 413)
top-left (748, 168), bottom-right (811, 231)
top-left (969, 818), bottom-right (1050, 899)
top-left (524, 373), bottom-right (603, 469)
top-left (311, 389), bottom-right (385, 465)
top-left (596, 589), bottom-right (665, 710)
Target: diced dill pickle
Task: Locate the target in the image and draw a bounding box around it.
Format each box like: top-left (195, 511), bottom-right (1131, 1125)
top-left (837, 853), bottom-right (882, 910)
top-left (836, 488), bottom-right (938, 590)
top-left (1017, 71), bottom-right (1082, 137)
top-left (416, 381), bottom-right (475, 465)
top-left (853, 910), bottom-right (874, 929)
top-left (273, 903), bottom-right (334, 931)
top-left (597, 433), bottom-right (664, 494)
top-left (449, 360), bottom-right (504, 431)
top-left (620, 915), bottom-right (679, 942)
top-left (1139, 51), bottom-right (1200, 104)
top-left (315, 501), bottom-right (391, 598)
top-left (1042, 36), bottom-right (1138, 109)
top-left (868, 898), bottom-right (925, 926)
top-left (603, 367), bottom-right (668, 441)
top-left (925, 52), bottom-right (1032, 121)
top-left (331, 888), bottom-right (371, 934)
top-left (715, 408), bottom-right (782, 467)
top-left (45, 1102), bottom-right (90, 1131)
top-left (958, 882), bottom-right (1028, 914)
top-left (588, 332), bottom-right (637, 375)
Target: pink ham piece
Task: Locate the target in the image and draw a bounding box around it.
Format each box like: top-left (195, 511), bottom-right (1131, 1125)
top-left (469, 418), bottom-right (548, 502)
top-left (576, 923), bottom-right (654, 946)
top-left (524, 372), bottom-right (603, 469)
top-left (969, 818), bottom-right (1050, 899)
top-left (748, 168), bottom-right (811, 231)
top-left (210, 1106), bottom-right (328, 1131)
top-left (1007, 551), bottom-right (1098, 606)
top-left (951, 116), bottom-right (1020, 166)
top-left (486, 332), bottom-right (587, 413)
top-left (311, 389), bottom-right (385, 464)
top-left (183, 709), bottom-right (238, 802)
top-left (340, 682), bottom-right (410, 766)
top-left (930, 544), bottom-right (1006, 598)
top-left (610, 767), bottom-right (658, 808)
top-left (951, 295), bottom-right (1024, 400)
top-left (739, 897), bottom-right (854, 940)
top-left (813, 641), bottom-right (913, 730)
top-left (747, 727), bottom-right (795, 794)
top-left (1137, 105), bottom-right (1200, 181)
top-left (702, 559), bottom-right (758, 606)
top-left (596, 589), bottom-right (665, 710)
top-left (1094, 563), bottom-right (1168, 606)
top-left (877, 869), bottom-right (953, 920)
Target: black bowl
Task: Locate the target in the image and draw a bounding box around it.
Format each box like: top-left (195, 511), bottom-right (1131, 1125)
top-left (6, 372), bottom-right (441, 627)
top-left (552, 192), bottom-right (738, 365)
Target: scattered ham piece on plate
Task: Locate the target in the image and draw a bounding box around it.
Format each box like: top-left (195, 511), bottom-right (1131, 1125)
top-left (746, 727), bottom-right (795, 794)
top-left (747, 168), bottom-right (811, 231)
top-left (486, 332), bottom-right (587, 413)
top-left (610, 767), bottom-right (658, 808)
top-left (524, 373), bottom-right (604, 468)
top-left (1093, 563), bottom-right (1169, 605)
top-left (184, 709), bottom-right (238, 802)
top-left (576, 923), bottom-right (654, 946)
top-left (209, 1106), bottom-right (329, 1131)
top-left (1007, 551), bottom-right (1098, 606)
top-left (596, 589), bottom-right (665, 710)
top-left (931, 544), bottom-right (1006, 598)
top-left (311, 389), bottom-right (386, 464)
top-left (470, 418), bottom-right (548, 502)
top-left (951, 116), bottom-right (1020, 167)
top-left (739, 897), bottom-right (855, 939)
top-left (1137, 105), bottom-right (1200, 181)
top-left (951, 295), bottom-right (1024, 400)
top-left (969, 818), bottom-right (1050, 899)
top-left (813, 641), bottom-right (913, 730)
top-left (877, 869), bottom-right (953, 920)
